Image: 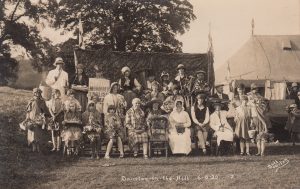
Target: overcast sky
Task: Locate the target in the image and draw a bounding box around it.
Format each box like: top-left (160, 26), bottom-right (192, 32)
top-left (39, 0), bottom-right (300, 68)
top-left (178, 0), bottom-right (300, 68)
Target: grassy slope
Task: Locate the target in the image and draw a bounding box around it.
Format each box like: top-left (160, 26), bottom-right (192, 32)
top-left (0, 87), bottom-right (299, 189)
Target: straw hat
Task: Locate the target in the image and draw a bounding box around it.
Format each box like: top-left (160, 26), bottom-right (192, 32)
top-left (250, 83), bottom-right (258, 90)
top-left (292, 82), bottom-right (298, 87)
top-left (146, 98), bottom-right (163, 108)
top-left (196, 70), bottom-right (206, 75)
top-left (176, 64), bottom-right (185, 70)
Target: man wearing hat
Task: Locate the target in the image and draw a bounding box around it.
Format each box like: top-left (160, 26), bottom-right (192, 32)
top-left (212, 84), bottom-right (229, 111)
top-left (288, 82), bottom-right (298, 101)
top-left (174, 64), bottom-right (190, 95)
top-left (189, 70), bottom-right (210, 95)
top-left (46, 57), bottom-right (69, 98)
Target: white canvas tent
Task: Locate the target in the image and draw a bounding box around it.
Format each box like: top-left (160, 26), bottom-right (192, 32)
top-left (216, 35), bottom-right (300, 83)
top-left (215, 35), bottom-right (300, 115)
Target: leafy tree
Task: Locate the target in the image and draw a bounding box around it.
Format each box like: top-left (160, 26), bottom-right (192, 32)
top-left (0, 0), bottom-right (57, 85)
top-left (51, 0), bottom-right (196, 52)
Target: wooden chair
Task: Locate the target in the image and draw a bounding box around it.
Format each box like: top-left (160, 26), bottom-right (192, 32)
top-left (148, 116), bottom-right (169, 158)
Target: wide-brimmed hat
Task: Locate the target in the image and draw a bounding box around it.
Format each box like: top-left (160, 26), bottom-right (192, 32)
top-left (288, 103), bottom-right (297, 109)
top-left (160, 71), bottom-right (169, 78)
top-left (109, 82), bottom-right (120, 93)
top-left (146, 98), bottom-right (163, 108)
top-left (33, 88), bottom-right (42, 94)
top-left (292, 82), bottom-right (298, 87)
top-left (215, 84), bottom-right (224, 88)
top-left (196, 70), bottom-right (206, 75)
top-left (176, 64), bottom-right (185, 70)
top-left (209, 98), bottom-right (227, 107)
top-left (76, 64), bottom-right (84, 70)
top-left (250, 83), bottom-right (258, 90)
top-left (53, 57), bottom-right (64, 66)
top-left (121, 66), bottom-right (131, 74)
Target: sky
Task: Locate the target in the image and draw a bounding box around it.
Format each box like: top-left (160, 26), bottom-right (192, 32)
top-left (178, 0), bottom-right (300, 68)
top-left (36, 0), bottom-right (300, 69)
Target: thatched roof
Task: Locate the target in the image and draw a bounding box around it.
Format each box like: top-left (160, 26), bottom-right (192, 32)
top-left (63, 48), bottom-right (214, 86)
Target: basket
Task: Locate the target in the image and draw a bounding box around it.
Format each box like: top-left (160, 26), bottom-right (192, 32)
top-left (176, 126), bottom-right (185, 134)
top-left (248, 129), bottom-right (257, 139)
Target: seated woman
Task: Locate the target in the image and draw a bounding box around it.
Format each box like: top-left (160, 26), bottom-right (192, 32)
top-left (191, 93), bottom-right (210, 155)
top-left (125, 98), bottom-right (149, 159)
top-left (61, 89), bottom-right (82, 155)
top-left (104, 105), bottom-right (124, 159)
top-left (146, 99), bottom-right (164, 123)
top-left (82, 101), bottom-right (102, 159)
top-left (168, 99), bottom-right (192, 155)
top-left (209, 100), bottom-right (234, 155)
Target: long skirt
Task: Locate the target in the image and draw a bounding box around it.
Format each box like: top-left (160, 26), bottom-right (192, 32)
top-left (128, 131), bottom-right (148, 149)
top-left (27, 126), bottom-right (44, 145)
top-left (74, 90), bottom-right (88, 112)
top-left (61, 127), bottom-right (82, 142)
top-left (168, 128), bottom-right (191, 155)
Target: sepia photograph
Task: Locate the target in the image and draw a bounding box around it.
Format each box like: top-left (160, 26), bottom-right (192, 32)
top-left (0, 0), bottom-right (300, 188)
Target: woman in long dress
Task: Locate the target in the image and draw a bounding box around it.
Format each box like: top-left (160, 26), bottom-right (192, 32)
top-left (25, 88), bottom-right (49, 152)
top-left (70, 64), bottom-right (89, 112)
top-left (210, 101), bottom-right (234, 155)
top-left (168, 99), bottom-right (192, 155)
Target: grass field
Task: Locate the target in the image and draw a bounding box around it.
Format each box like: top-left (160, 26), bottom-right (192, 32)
top-left (0, 87), bottom-right (300, 189)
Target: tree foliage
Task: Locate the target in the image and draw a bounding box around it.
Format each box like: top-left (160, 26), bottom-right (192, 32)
top-left (0, 0), bottom-right (57, 84)
top-left (52, 0), bottom-right (196, 52)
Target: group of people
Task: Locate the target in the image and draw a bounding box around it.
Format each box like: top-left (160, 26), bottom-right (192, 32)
top-left (21, 57), bottom-right (271, 160)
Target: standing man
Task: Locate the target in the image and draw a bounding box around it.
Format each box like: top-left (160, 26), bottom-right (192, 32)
top-left (45, 57), bottom-right (69, 99)
top-left (174, 64), bottom-right (190, 95)
top-left (212, 84), bottom-right (229, 111)
top-left (190, 70), bottom-right (210, 95)
top-left (288, 82), bottom-right (298, 101)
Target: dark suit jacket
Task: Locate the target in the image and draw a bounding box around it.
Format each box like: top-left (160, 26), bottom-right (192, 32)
top-left (211, 93), bottom-right (229, 111)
